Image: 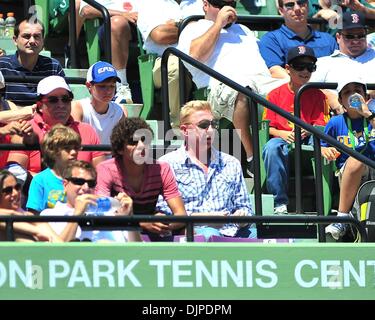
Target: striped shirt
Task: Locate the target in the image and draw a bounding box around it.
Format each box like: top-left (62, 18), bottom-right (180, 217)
top-left (156, 146), bottom-right (253, 236)
top-left (0, 53), bottom-right (65, 106)
top-left (95, 157), bottom-right (181, 215)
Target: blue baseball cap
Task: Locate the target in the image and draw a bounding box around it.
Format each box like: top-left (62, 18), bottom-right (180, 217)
top-left (86, 61), bottom-right (121, 83)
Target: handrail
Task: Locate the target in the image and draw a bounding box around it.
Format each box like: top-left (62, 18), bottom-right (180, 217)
top-left (161, 46), bottom-right (375, 243)
top-left (68, 0), bottom-right (78, 68)
top-left (0, 214), bottom-right (366, 242)
top-left (4, 75), bottom-right (86, 84)
top-left (72, 0), bottom-right (112, 65)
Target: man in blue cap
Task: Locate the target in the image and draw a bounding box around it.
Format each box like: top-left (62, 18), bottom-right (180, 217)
top-left (71, 61), bottom-right (127, 146)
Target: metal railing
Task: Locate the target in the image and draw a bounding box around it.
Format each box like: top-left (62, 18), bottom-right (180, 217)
top-left (0, 214), bottom-right (367, 242)
top-left (68, 0), bottom-right (112, 67)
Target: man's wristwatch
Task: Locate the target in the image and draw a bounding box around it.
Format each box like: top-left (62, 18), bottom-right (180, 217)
top-left (367, 112), bottom-right (375, 121)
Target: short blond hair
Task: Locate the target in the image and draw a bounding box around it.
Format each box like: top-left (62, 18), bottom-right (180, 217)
top-left (180, 100), bottom-right (212, 125)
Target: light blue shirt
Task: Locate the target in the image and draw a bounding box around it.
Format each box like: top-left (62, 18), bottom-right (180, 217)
top-left (156, 146), bottom-right (253, 236)
top-left (26, 168), bottom-right (64, 213)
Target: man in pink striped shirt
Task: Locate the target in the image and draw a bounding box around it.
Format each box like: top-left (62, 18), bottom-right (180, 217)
top-left (95, 117), bottom-right (186, 240)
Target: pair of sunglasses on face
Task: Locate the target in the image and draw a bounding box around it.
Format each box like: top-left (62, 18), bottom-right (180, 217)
top-left (208, 0), bottom-right (237, 9)
top-left (193, 119), bottom-right (220, 130)
top-left (341, 33), bottom-right (367, 40)
top-left (283, 0), bottom-right (308, 9)
top-left (2, 183), bottom-right (22, 195)
top-left (41, 95), bottom-right (73, 104)
top-left (289, 62), bottom-right (317, 73)
top-left (67, 177), bottom-right (96, 188)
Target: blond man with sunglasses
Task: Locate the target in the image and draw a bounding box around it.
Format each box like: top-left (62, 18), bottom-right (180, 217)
top-left (156, 100), bottom-right (256, 241)
top-left (263, 45), bottom-right (329, 215)
top-left (259, 0), bottom-right (337, 79)
top-left (7, 76), bottom-right (106, 176)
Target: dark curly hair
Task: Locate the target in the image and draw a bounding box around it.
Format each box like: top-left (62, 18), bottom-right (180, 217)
top-left (110, 117), bottom-right (154, 158)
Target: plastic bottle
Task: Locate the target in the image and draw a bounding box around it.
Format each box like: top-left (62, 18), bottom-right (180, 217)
top-left (0, 14), bottom-right (5, 37)
top-left (348, 93), bottom-right (362, 110)
top-left (4, 12), bottom-right (16, 38)
top-left (85, 197), bottom-right (121, 216)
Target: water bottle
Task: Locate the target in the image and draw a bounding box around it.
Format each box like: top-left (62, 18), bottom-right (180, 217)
top-left (348, 93), bottom-right (362, 110)
top-left (0, 14), bottom-right (5, 37)
top-left (85, 197), bottom-right (121, 216)
top-left (4, 12), bottom-right (16, 38)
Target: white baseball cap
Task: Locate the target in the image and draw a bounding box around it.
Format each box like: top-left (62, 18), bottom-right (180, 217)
top-left (0, 70), bottom-right (4, 89)
top-left (37, 75), bottom-right (72, 96)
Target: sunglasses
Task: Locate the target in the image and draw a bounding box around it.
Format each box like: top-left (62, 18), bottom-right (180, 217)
top-left (195, 119), bottom-right (219, 130)
top-left (290, 62), bottom-right (317, 72)
top-left (41, 95), bottom-right (73, 104)
top-left (208, 0), bottom-right (237, 9)
top-left (283, 0), bottom-right (308, 9)
top-left (67, 177), bottom-right (96, 188)
top-left (2, 183), bottom-right (22, 195)
top-left (128, 136), bottom-right (148, 146)
top-left (341, 33), bottom-right (367, 40)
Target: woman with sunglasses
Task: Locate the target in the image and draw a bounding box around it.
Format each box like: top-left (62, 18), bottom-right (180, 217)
top-left (263, 45), bottom-right (330, 215)
top-left (0, 170), bottom-right (62, 242)
top-left (96, 117), bottom-right (187, 241)
top-left (41, 160), bottom-right (138, 242)
top-left (26, 124), bottom-right (81, 215)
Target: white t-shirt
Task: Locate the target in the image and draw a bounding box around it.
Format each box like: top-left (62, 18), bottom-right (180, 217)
top-left (80, 97), bottom-right (124, 145)
top-left (137, 0), bottom-right (203, 56)
top-left (310, 48), bottom-right (375, 93)
top-left (41, 201), bottom-right (128, 242)
top-left (178, 19), bottom-right (284, 94)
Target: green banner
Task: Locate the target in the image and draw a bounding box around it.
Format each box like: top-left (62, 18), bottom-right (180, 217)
top-left (0, 243), bottom-right (374, 300)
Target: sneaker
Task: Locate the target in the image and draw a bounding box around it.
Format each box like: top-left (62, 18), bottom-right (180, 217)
top-left (325, 222), bottom-right (348, 240)
top-left (274, 204), bottom-right (288, 215)
top-left (246, 158), bottom-right (254, 178)
top-left (115, 84), bottom-right (133, 104)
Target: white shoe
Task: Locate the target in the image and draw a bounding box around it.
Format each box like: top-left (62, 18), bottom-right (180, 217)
top-left (115, 84), bottom-right (133, 104)
top-left (274, 204), bottom-right (288, 215)
top-left (325, 222), bottom-right (348, 240)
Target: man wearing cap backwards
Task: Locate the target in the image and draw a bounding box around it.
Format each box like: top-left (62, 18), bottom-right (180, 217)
top-left (178, 0), bottom-right (286, 178)
top-left (259, 0), bottom-right (337, 79)
top-left (0, 16), bottom-right (64, 106)
top-left (71, 61), bottom-right (127, 145)
top-left (7, 76), bottom-right (106, 176)
top-left (310, 10), bottom-right (375, 114)
top-left (263, 45), bottom-right (329, 215)
top-left (321, 76), bottom-right (375, 240)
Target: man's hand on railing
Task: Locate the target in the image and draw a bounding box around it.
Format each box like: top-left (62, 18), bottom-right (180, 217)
top-left (140, 212), bottom-right (172, 235)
